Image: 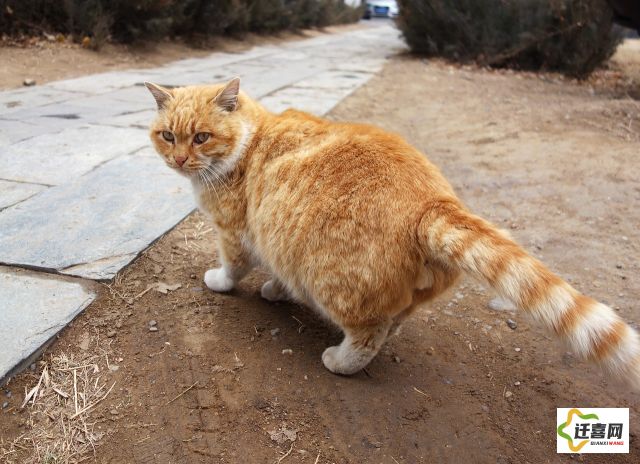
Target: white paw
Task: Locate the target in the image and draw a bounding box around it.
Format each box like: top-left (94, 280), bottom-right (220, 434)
top-left (204, 268), bottom-right (234, 292)
top-left (260, 279), bottom-right (287, 302)
top-left (322, 345), bottom-right (363, 375)
top-left (321, 346), bottom-right (342, 374)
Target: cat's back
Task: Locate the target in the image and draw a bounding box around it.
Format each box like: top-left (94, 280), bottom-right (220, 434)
top-left (257, 109), bottom-right (456, 201)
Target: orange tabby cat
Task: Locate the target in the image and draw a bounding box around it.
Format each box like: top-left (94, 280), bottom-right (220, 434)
top-left (145, 78), bottom-right (639, 386)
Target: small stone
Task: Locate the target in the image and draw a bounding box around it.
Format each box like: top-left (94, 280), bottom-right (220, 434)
top-left (2, 401), bottom-right (8, 409)
top-left (393, 356), bottom-right (401, 363)
top-left (149, 320), bottom-right (157, 327)
top-left (505, 391), bottom-right (513, 398)
top-left (110, 409), bottom-right (118, 415)
top-left (506, 319), bottom-right (517, 330)
top-left (108, 365), bottom-right (119, 372)
top-left (107, 330), bottom-right (116, 338)
top-left (514, 347), bottom-right (521, 352)
top-left (282, 349), bottom-right (293, 355)
top-left (616, 264), bottom-right (623, 269)
top-left (5, 391), bottom-right (11, 398)
top-left (426, 347), bottom-right (434, 355)
top-left (455, 292), bottom-right (464, 299)
top-left (270, 328), bottom-right (280, 336)
top-left (23, 78), bottom-right (36, 87)
top-left (190, 274), bottom-right (197, 279)
top-left (149, 326), bottom-right (158, 332)
top-left (514, 381), bottom-right (521, 386)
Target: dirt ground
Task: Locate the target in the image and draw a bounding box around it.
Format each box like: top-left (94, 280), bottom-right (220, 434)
top-left (0, 24), bottom-right (362, 91)
top-left (2, 46), bottom-right (640, 463)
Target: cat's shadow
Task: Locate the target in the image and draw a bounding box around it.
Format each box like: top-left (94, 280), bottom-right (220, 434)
top-left (207, 280), bottom-right (386, 382)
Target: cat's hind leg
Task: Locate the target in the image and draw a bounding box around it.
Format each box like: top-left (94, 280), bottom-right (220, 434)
top-left (321, 319), bottom-right (393, 375)
top-left (260, 278), bottom-right (289, 302)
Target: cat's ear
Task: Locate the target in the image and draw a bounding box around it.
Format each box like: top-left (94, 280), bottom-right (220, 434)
top-left (144, 82), bottom-right (173, 110)
top-left (214, 77), bottom-right (240, 112)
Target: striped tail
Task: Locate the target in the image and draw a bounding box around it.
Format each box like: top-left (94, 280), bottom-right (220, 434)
top-left (419, 202), bottom-right (640, 388)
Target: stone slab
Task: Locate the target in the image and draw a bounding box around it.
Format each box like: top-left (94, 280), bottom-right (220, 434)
top-left (45, 70), bottom-right (164, 94)
top-left (97, 109), bottom-right (156, 129)
top-left (331, 58), bottom-right (386, 74)
top-left (232, 61), bottom-right (328, 99)
top-left (0, 87), bottom-right (86, 116)
top-left (0, 150), bottom-right (194, 280)
top-left (259, 85), bottom-right (357, 115)
top-left (3, 100), bottom-right (131, 127)
top-left (0, 179), bottom-right (47, 209)
top-left (292, 69), bottom-right (373, 90)
top-left (0, 268), bottom-right (96, 382)
top-left (70, 92), bottom-right (152, 114)
top-left (0, 125), bottom-right (148, 185)
top-left (0, 119), bottom-right (39, 145)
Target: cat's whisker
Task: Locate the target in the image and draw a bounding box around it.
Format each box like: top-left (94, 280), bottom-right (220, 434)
top-left (198, 170), bottom-right (215, 199)
top-left (199, 169), bottom-right (221, 203)
top-left (205, 165), bottom-right (232, 195)
top-left (203, 165), bottom-right (226, 192)
top-left (205, 171), bottom-right (222, 203)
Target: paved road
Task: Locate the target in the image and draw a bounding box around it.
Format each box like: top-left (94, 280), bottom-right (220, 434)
top-left (0, 22), bottom-right (405, 382)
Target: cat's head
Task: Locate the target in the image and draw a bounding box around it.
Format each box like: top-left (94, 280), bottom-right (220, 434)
top-left (144, 78), bottom-right (249, 179)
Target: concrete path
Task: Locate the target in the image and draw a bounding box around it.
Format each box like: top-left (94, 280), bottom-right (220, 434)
top-left (0, 22), bottom-right (404, 382)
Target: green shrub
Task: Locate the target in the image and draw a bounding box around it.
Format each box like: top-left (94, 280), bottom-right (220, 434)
top-left (0, 0), bottom-right (361, 45)
top-left (174, 0), bottom-right (251, 38)
top-left (396, 0), bottom-right (623, 78)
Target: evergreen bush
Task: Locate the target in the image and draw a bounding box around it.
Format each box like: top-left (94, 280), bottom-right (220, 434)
top-left (396, 0), bottom-right (622, 78)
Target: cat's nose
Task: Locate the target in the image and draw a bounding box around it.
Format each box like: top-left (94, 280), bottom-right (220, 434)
top-left (174, 155), bottom-right (187, 167)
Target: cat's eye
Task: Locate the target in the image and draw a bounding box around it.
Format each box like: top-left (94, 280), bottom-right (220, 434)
top-left (193, 132), bottom-right (210, 145)
top-left (161, 131), bottom-right (174, 142)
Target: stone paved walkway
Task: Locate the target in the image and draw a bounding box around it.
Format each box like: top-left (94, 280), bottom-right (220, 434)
top-left (0, 22), bottom-right (404, 382)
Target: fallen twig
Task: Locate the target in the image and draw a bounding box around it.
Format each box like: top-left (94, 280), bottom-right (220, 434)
top-left (166, 381), bottom-right (198, 405)
top-left (21, 365), bottom-right (48, 408)
top-left (70, 381), bottom-right (116, 419)
top-left (277, 442), bottom-right (294, 463)
top-left (413, 387), bottom-right (430, 399)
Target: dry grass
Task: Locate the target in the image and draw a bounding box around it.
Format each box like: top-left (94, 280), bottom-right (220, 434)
top-left (0, 334), bottom-right (117, 464)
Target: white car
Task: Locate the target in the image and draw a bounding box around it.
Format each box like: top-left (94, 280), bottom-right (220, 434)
top-left (363, 0), bottom-right (399, 19)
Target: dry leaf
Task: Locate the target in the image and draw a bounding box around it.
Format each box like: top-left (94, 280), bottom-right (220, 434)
top-left (154, 282), bottom-right (181, 294)
top-left (269, 425), bottom-right (298, 444)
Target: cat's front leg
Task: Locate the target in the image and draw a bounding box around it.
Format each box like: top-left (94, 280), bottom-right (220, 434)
top-left (204, 231), bottom-right (252, 293)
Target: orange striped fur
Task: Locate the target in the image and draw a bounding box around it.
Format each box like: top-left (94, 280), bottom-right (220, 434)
top-left (145, 78), bottom-right (640, 386)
